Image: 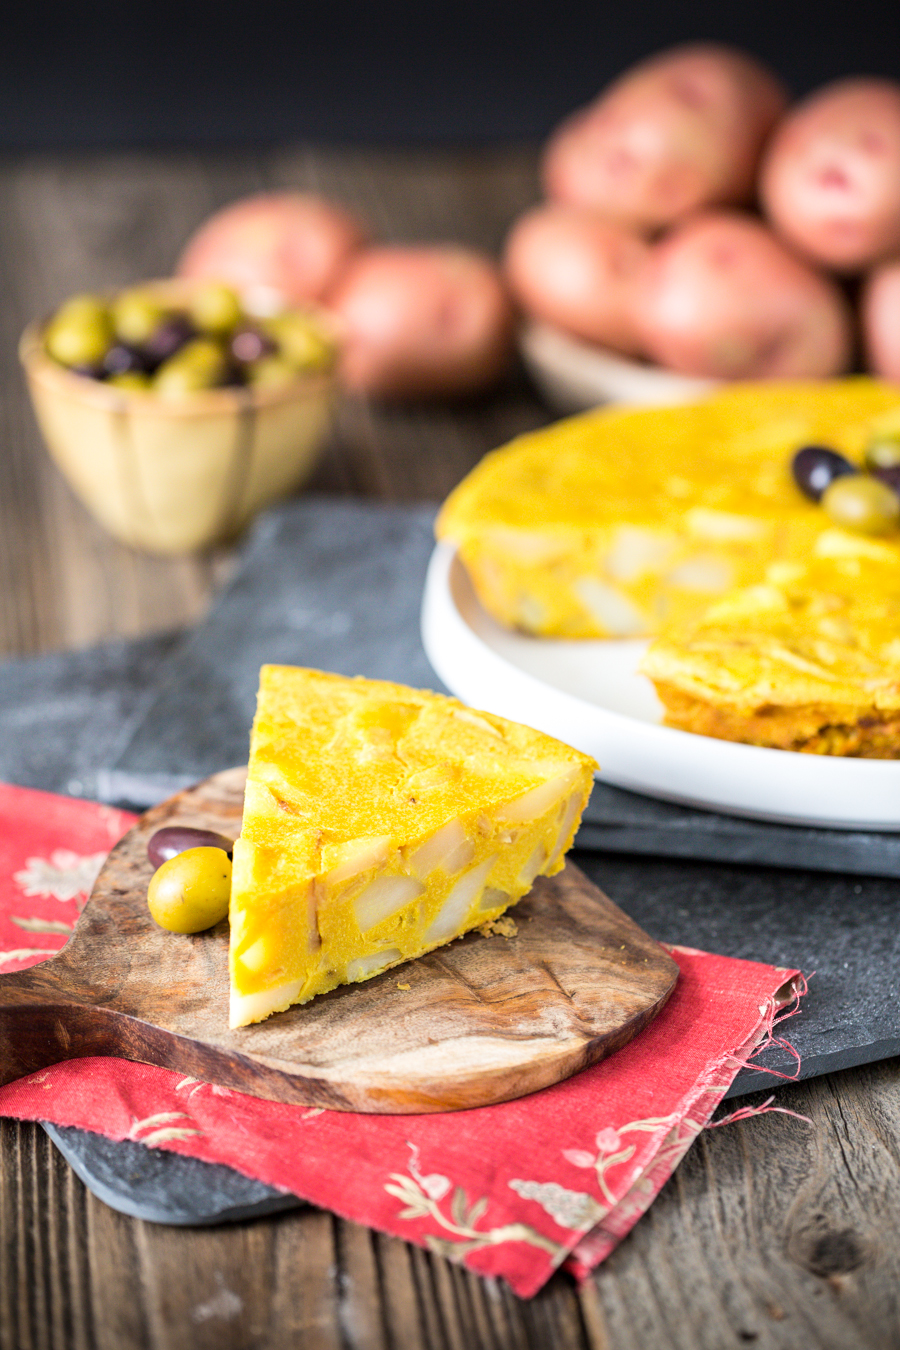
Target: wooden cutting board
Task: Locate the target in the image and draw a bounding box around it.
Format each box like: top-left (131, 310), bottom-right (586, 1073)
top-left (0, 768), bottom-right (678, 1113)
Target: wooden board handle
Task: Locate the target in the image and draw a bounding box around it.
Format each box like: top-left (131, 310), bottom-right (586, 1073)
top-left (0, 961), bottom-right (113, 1087)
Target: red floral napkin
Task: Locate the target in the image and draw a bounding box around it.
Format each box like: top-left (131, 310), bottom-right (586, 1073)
top-left (0, 783), bottom-right (803, 1297)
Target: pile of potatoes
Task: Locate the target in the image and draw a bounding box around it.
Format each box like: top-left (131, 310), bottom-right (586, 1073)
top-left (176, 47), bottom-right (900, 399)
top-left (506, 44), bottom-right (900, 382)
top-left (177, 194), bottom-right (514, 399)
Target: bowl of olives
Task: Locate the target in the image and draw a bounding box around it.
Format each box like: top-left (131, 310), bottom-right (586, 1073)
top-left (19, 280), bottom-right (337, 554)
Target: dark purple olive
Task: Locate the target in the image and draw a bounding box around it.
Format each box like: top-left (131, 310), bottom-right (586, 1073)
top-left (102, 343), bottom-right (149, 377)
top-left (792, 445), bottom-right (856, 502)
top-left (230, 326), bottom-right (275, 365)
top-left (147, 825), bottom-right (234, 870)
top-left (872, 464), bottom-right (900, 497)
top-left (142, 314), bottom-right (195, 367)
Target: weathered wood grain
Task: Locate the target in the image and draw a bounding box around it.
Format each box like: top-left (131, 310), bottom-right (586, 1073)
top-left (2, 143), bottom-right (900, 1349)
top-left (5, 1054), bottom-right (900, 1349)
top-left (0, 768), bottom-right (677, 1112)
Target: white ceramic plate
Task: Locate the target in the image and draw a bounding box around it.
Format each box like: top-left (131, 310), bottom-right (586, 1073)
top-left (421, 542), bottom-right (900, 831)
top-left (519, 319), bottom-right (721, 413)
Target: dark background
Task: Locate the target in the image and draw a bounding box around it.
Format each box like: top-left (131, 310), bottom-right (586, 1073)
top-left (3, 0), bottom-right (900, 148)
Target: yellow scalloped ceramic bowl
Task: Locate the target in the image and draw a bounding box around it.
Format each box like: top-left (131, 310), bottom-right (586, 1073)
top-left (20, 280), bottom-right (337, 556)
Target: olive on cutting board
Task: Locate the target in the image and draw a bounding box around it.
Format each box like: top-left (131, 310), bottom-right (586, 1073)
top-left (147, 847), bottom-right (232, 935)
top-left (147, 825), bottom-right (234, 870)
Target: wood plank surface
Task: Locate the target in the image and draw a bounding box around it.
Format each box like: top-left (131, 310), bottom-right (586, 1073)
top-left (1, 144), bottom-right (899, 1349)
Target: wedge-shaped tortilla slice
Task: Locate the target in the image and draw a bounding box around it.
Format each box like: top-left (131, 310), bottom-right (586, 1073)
top-left (229, 666), bottom-right (596, 1026)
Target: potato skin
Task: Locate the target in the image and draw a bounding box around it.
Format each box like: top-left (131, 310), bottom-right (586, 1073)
top-left (631, 211), bottom-right (853, 379)
top-left (761, 79), bottom-right (900, 271)
top-left (503, 204), bottom-right (649, 354)
top-left (327, 246), bottom-right (514, 398)
top-left (177, 192), bottom-right (368, 306)
top-left (862, 260), bottom-right (900, 380)
top-left (542, 43), bottom-right (787, 229)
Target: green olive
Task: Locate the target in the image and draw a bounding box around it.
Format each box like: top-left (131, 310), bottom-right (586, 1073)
top-left (147, 846), bottom-right (231, 933)
top-left (247, 354), bottom-right (299, 390)
top-left (111, 288), bottom-right (171, 345)
top-left (865, 432), bottom-right (900, 472)
top-left (153, 338), bottom-right (228, 396)
top-left (107, 371), bottom-right (152, 391)
top-left (821, 473), bottom-right (900, 534)
top-left (54, 293), bottom-right (109, 324)
top-left (263, 312), bottom-right (333, 372)
top-left (45, 295), bottom-right (112, 368)
top-left (187, 282), bottom-right (242, 335)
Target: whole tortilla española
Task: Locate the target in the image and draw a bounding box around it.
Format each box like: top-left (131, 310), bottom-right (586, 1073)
top-left (436, 379), bottom-right (900, 639)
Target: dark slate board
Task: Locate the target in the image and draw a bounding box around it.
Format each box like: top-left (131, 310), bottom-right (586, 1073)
top-left (579, 784), bottom-right (900, 880)
top-left (0, 632), bottom-right (182, 800)
top-left (0, 495), bottom-right (897, 1226)
top-left (40, 845), bottom-right (900, 1228)
top-left (575, 850), bottom-right (900, 1095)
top-left (42, 1123), bottom-right (303, 1225)
top-left (99, 497), bottom-right (448, 807)
top-left (39, 844), bottom-right (900, 1228)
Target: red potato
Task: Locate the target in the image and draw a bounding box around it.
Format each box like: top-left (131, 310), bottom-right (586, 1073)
top-left (177, 192), bottom-right (368, 307)
top-left (542, 44), bottom-right (787, 230)
top-left (326, 246), bottom-right (514, 399)
top-left (761, 79), bottom-right (900, 272)
top-left (631, 211), bottom-right (853, 379)
top-left (862, 260), bottom-right (900, 379)
top-left (503, 204), bottom-right (650, 354)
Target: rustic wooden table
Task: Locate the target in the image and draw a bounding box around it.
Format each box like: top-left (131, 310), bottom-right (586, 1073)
top-left (1, 147), bottom-right (899, 1350)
